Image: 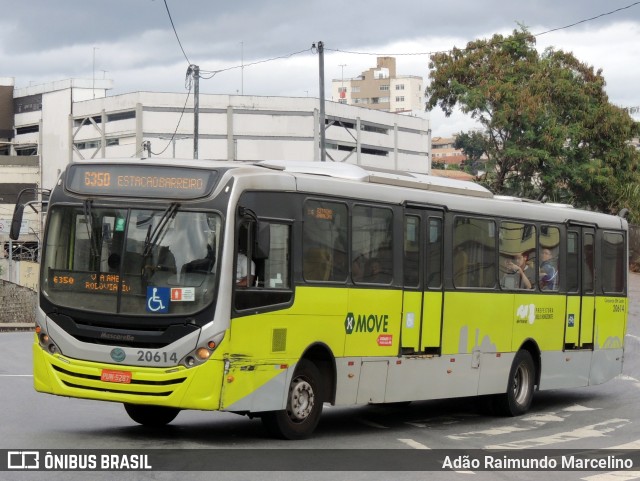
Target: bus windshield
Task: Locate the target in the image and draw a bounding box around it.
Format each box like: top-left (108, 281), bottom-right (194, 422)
top-left (41, 204), bottom-right (221, 316)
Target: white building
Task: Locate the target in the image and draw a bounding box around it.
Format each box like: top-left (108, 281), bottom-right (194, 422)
top-left (58, 92), bottom-right (431, 185)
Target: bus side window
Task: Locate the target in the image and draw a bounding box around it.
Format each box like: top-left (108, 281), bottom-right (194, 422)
top-left (235, 222), bottom-right (292, 311)
top-left (453, 216), bottom-right (496, 288)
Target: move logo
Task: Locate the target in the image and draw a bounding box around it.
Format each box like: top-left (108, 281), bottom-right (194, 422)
top-left (344, 312), bottom-right (389, 334)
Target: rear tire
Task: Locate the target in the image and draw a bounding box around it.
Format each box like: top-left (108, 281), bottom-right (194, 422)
top-left (124, 403), bottom-right (180, 427)
top-left (493, 349), bottom-right (536, 416)
top-left (261, 359), bottom-right (324, 439)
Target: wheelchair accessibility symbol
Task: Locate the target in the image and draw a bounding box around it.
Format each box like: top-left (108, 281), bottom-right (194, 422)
top-left (147, 287), bottom-right (170, 313)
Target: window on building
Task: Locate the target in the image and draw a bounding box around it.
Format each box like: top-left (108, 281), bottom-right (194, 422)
top-left (351, 86), bottom-right (361, 93)
top-left (15, 146), bottom-right (37, 156)
top-left (396, 96), bottom-right (405, 102)
top-left (379, 97), bottom-right (390, 103)
top-left (73, 115), bottom-right (102, 127)
top-left (74, 140), bottom-right (101, 150)
top-left (14, 94), bottom-right (42, 114)
top-left (16, 125), bottom-right (39, 135)
top-left (362, 124), bottom-right (388, 135)
top-left (380, 85), bottom-right (390, 91)
top-left (107, 111), bottom-right (136, 122)
top-left (395, 84), bottom-right (405, 90)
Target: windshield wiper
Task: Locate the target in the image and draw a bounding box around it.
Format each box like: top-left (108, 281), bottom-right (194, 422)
top-left (82, 200), bottom-right (100, 265)
top-left (142, 203), bottom-right (180, 259)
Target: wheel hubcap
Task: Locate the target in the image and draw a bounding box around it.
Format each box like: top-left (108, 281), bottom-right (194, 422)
top-left (288, 378), bottom-right (314, 421)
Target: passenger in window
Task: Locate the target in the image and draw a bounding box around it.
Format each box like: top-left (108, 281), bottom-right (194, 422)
top-left (237, 248), bottom-right (256, 287)
top-left (502, 252), bottom-right (534, 289)
top-left (352, 255), bottom-right (366, 282)
top-left (539, 248), bottom-right (558, 291)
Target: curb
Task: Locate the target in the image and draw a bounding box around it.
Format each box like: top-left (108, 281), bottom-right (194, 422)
top-left (0, 323), bottom-right (34, 332)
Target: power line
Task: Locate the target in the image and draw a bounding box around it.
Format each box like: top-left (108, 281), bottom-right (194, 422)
top-left (163, 0), bottom-right (191, 65)
top-left (150, 85), bottom-right (192, 157)
top-left (325, 1), bottom-right (640, 58)
top-left (198, 48), bottom-right (313, 78)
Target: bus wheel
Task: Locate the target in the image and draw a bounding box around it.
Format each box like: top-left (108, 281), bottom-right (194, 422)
top-left (261, 360), bottom-right (323, 439)
top-left (494, 350), bottom-right (535, 416)
top-left (124, 403), bottom-right (180, 427)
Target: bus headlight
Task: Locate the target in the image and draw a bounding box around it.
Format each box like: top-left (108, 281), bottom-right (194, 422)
top-left (180, 331), bottom-right (225, 368)
top-left (36, 324), bottom-right (60, 355)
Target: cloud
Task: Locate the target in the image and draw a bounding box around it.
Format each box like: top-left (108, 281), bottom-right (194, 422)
top-left (2, 1), bottom-right (640, 134)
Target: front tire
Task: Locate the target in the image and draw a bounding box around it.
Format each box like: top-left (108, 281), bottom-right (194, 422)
top-left (124, 403), bottom-right (180, 427)
top-left (493, 349), bottom-right (536, 416)
top-left (261, 360), bottom-right (324, 439)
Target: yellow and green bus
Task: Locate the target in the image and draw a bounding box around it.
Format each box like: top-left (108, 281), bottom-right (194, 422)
top-left (15, 159), bottom-right (628, 439)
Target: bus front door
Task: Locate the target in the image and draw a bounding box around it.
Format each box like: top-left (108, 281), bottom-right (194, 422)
top-left (565, 227), bottom-right (596, 350)
top-left (402, 209), bottom-right (444, 354)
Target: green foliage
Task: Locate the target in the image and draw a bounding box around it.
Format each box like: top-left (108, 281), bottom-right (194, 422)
top-left (426, 27), bottom-right (640, 219)
top-left (454, 131), bottom-right (487, 174)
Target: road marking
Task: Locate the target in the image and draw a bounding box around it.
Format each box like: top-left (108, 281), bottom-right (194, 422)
top-left (0, 374), bottom-right (32, 377)
top-left (521, 413), bottom-right (565, 423)
top-left (608, 440), bottom-right (640, 450)
top-left (398, 438), bottom-right (430, 449)
top-left (625, 334), bottom-right (640, 342)
top-left (449, 425), bottom-right (531, 440)
top-left (486, 418), bottom-right (630, 449)
top-left (618, 375), bottom-right (640, 388)
top-left (563, 404), bottom-right (598, 412)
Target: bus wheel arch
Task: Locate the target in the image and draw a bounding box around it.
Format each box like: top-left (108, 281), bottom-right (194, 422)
top-left (494, 340), bottom-right (540, 416)
top-left (299, 342), bottom-right (336, 404)
top-left (261, 344), bottom-right (335, 439)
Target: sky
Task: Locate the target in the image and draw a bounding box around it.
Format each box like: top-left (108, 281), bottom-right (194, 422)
top-left (2, 0), bottom-right (640, 136)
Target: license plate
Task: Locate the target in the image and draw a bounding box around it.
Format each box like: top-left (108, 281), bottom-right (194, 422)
top-left (101, 369), bottom-right (132, 384)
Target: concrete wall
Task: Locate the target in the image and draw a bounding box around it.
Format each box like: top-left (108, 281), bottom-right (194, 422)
top-left (0, 279), bottom-right (36, 324)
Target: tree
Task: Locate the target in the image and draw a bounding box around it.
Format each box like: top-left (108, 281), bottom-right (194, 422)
top-left (426, 27), bottom-right (640, 218)
top-left (453, 131), bottom-right (487, 174)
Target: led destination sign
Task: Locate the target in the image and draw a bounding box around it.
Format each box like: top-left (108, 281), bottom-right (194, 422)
top-left (66, 164), bottom-right (218, 199)
top-left (50, 270), bottom-right (135, 294)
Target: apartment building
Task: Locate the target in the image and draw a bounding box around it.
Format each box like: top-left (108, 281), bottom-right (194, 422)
top-left (331, 57), bottom-right (424, 114)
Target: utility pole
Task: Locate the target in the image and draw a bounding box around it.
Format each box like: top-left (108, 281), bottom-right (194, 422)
top-left (240, 41), bottom-right (244, 95)
top-left (92, 47), bottom-right (99, 99)
top-left (316, 41), bottom-right (326, 162)
top-left (192, 65), bottom-right (200, 159)
top-left (339, 64), bottom-right (347, 100)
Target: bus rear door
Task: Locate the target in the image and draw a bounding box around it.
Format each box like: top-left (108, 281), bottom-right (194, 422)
top-left (402, 208), bottom-right (444, 354)
top-left (565, 226), bottom-right (596, 350)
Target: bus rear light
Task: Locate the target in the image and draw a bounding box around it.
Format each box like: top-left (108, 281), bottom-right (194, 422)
top-left (207, 341), bottom-right (216, 349)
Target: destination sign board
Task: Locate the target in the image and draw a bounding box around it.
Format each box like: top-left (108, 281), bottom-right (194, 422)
top-left (65, 164), bottom-right (218, 199)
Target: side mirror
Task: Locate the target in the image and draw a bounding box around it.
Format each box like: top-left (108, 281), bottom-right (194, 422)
top-left (9, 204), bottom-right (25, 240)
top-left (253, 222), bottom-right (271, 260)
